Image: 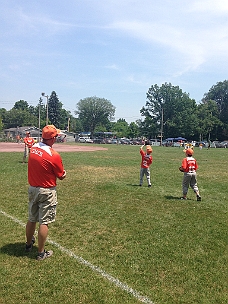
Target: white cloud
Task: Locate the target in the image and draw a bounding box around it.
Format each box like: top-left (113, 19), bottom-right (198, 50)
top-left (0, 6), bottom-right (75, 38)
top-left (104, 64), bottom-right (120, 70)
top-left (108, 20), bottom-right (205, 70)
top-left (190, 0), bottom-right (228, 13)
top-left (126, 74), bottom-right (144, 85)
top-left (105, 0), bottom-right (228, 73)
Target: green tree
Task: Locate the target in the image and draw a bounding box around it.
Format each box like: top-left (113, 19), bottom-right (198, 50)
top-left (203, 80), bottom-right (228, 138)
top-left (58, 108), bottom-right (71, 130)
top-left (94, 124), bottom-right (108, 133)
top-left (75, 96), bottom-right (115, 136)
top-left (47, 91), bottom-right (63, 128)
top-left (196, 100), bottom-right (222, 141)
top-left (3, 108), bottom-right (37, 128)
top-left (0, 108), bottom-right (7, 130)
top-left (112, 119), bottom-right (129, 138)
top-left (32, 98), bottom-right (47, 129)
top-left (13, 100), bottom-right (29, 111)
top-left (137, 117), bottom-right (158, 139)
top-left (1, 102), bottom-right (39, 129)
top-left (0, 115), bottom-right (3, 132)
top-left (203, 80), bottom-right (228, 121)
top-left (70, 117), bottom-right (83, 133)
top-left (141, 83), bottom-right (198, 140)
top-left (127, 122), bottom-right (140, 138)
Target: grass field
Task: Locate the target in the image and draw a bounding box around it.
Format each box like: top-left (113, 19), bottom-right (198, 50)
top-left (0, 144), bottom-right (227, 304)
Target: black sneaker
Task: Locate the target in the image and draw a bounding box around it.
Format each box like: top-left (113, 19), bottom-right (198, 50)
top-left (148, 184), bottom-right (151, 187)
top-left (197, 195), bottom-right (201, 201)
top-left (25, 235), bottom-right (35, 252)
top-left (37, 250), bottom-right (53, 261)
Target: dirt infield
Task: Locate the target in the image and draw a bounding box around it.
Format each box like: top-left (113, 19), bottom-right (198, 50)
top-left (0, 142), bottom-right (108, 153)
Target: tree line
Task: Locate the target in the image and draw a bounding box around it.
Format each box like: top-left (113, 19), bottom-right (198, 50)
top-left (1, 80), bottom-right (228, 141)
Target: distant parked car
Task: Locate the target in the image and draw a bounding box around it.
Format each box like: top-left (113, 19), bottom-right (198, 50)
top-left (85, 138), bottom-right (93, 143)
top-left (119, 138), bottom-right (131, 144)
top-left (104, 139), bottom-right (112, 144)
top-left (212, 141), bottom-right (224, 148)
top-left (132, 139), bottom-right (141, 145)
top-left (213, 141), bottom-right (228, 148)
top-left (173, 142), bottom-right (181, 147)
top-left (111, 139), bottom-right (118, 144)
top-left (78, 137), bottom-right (87, 143)
top-left (220, 141), bottom-right (228, 148)
top-left (162, 140), bottom-right (172, 147)
top-left (93, 138), bottom-right (106, 144)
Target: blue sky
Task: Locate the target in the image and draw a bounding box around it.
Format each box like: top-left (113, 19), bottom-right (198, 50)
top-left (1, 0), bottom-right (228, 123)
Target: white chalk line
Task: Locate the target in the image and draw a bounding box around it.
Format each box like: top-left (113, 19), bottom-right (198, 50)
top-left (1, 209), bottom-right (155, 304)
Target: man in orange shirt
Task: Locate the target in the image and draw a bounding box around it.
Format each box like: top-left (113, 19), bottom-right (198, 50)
top-left (23, 131), bottom-right (35, 163)
top-left (179, 148), bottom-right (201, 201)
top-left (25, 125), bottom-right (66, 260)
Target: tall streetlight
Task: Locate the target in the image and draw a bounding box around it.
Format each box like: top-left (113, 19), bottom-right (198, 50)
top-left (67, 117), bottom-right (70, 132)
top-left (41, 93), bottom-right (49, 125)
top-left (160, 107), bottom-right (164, 146)
top-left (38, 101), bottom-right (41, 142)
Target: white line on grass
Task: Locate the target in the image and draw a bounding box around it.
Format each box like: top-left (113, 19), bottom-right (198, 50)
top-left (1, 209), bottom-right (155, 304)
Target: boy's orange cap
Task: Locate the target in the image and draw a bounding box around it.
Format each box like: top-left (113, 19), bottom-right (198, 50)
top-left (146, 145), bottom-right (153, 153)
top-left (184, 148), bottom-right (194, 156)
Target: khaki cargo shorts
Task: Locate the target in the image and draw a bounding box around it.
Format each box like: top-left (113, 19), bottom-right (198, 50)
top-left (28, 186), bottom-right (58, 225)
top-left (24, 146), bottom-right (32, 158)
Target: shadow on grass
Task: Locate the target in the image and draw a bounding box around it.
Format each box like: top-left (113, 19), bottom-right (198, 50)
top-left (1, 242), bottom-right (37, 259)
top-left (128, 184), bottom-right (152, 187)
top-left (165, 195), bottom-right (181, 200)
top-left (165, 195), bottom-right (193, 200)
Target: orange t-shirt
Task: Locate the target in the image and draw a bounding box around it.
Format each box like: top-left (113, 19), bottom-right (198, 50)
top-left (181, 157), bottom-right (198, 172)
top-left (24, 137), bottom-right (35, 148)
top-left (140, 149), bottom-right (153, 168)
top-left (28, 142), bottom-right (65, 188)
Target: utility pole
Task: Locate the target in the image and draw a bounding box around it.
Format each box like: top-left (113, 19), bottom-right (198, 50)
top-left (160, 107), bottom-right (164, 146)
top-left (41, 93), bottom-right (49, 125)
top-left (68, 117), bottom-right (70, 132)
top-left (38, 101), bottom-right (41, 142)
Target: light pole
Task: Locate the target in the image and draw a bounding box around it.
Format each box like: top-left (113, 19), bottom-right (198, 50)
top-left (160, 107), bottom-right (164, 146)
top-left (38, 102), bottom-right (41, 142)
top-left (67, 117), bottom-right (70, 132)
top-left (41, 92), bottom-right (49, 125)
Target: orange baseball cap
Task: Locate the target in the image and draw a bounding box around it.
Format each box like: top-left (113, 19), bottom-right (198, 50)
top-left (146, 145), bottom-right (153, 153)
top-left (184, 148), bottom-right (194, 155)
top-left (42, 125), bottom-right (60, 139)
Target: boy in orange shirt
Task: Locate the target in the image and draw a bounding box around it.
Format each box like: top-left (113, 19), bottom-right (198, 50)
top-left (139, 144), bottom-right (153, 187)
top-left (179, 148), bottom-right (201, 201)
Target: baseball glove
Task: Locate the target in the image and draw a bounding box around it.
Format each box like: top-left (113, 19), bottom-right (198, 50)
top-left (179, 167), bottom-right (184, 172)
